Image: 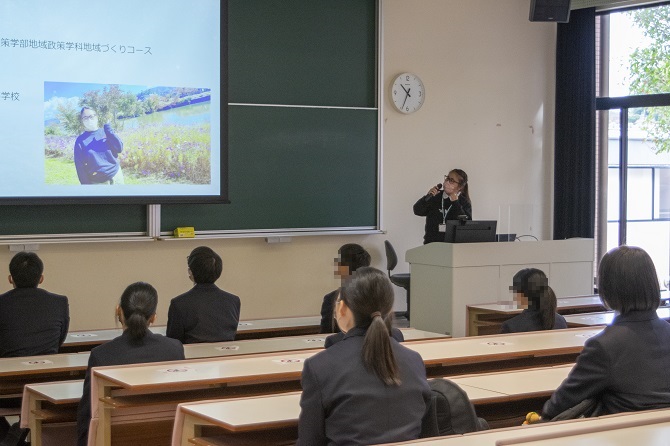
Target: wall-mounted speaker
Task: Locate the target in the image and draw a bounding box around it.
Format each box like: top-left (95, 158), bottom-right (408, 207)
top-left (529, 0), bottom-right (571, 22)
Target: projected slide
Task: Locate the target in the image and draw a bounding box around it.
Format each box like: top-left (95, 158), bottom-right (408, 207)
top-left (0, 0), bottom-right (224, 203)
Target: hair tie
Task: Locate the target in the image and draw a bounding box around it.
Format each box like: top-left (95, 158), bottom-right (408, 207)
top-left (370, 311), bottom-right (382, 319)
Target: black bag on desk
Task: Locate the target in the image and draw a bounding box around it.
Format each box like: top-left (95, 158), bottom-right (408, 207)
top-left (420, 378), bottom-right (489, 437)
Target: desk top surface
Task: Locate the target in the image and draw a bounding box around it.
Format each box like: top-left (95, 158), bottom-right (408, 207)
top-left (468, 295), bottom-right (604, 314)
top-left (63, 316), bottom-right (323, 346)
top-left (93, 327), bottom-right (601, 390)
top-left (495, 417), bottom-right (670, 446)
top-left (183, 328), bottom-right (447, 359)
top-left (449, 364), bottom-right (572, 397)
top-left (565, 307), bottom-right (670, 327)
top-left (385, 409), bottom-right (670, 445)
top-left (24, 380), bottom-right (83, 403)
top-left (0, 353), bottom-right (89, 377)
top-left (178, 384), bottom-right (506, 431)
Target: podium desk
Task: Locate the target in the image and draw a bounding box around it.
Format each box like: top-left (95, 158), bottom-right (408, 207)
top-left (406, 239), bottom-right (594, 337)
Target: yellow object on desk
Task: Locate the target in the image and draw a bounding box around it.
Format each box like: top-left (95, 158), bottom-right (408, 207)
top-left (173, 227), bottom-right (195, 238)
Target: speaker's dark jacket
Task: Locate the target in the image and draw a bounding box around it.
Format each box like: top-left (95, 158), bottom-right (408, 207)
top-left (543, 309), bottom-right (670, 418)
top-left (298, 327), bottom-right (431, 445)
top-left (166, 283), bottom-right (241, 343)
top-left (413, 194), bottom-right (472, 244)
top-left (76, 330), bottom-right (184, 446)
top-left (0, 287), bottom-right (69, 358)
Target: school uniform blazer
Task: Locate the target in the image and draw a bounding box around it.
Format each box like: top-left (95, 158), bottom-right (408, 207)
top-left (500, 309), bottom-right (567, 334)
top-left (298, 327), bottom-right (431, 446)
top-left (166, 283), bottom-right (241, 343)
top-left (543, 309), bottom-right (670, 418)
top-left (76, 330), bottom-right (185, 446)
top-left (0, 287), bottom-right (69, 357)
top-left (319, 289), bottom-right (340, 333)
top-left (324, 326), bottom-right (405, 348)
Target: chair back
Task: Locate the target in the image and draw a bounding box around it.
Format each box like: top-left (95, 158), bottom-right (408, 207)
top-left (384, 240), bottom-right (399, 272)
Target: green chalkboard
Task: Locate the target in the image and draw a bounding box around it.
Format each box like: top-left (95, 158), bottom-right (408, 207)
top-left (161, 106), bottom-right (377, 232)
top-left (0, 204), bottom-right (146, 236)
top-left (162, 0), bottom-right (378, 233)
top-left (0, 0), bottom-right (378, 238)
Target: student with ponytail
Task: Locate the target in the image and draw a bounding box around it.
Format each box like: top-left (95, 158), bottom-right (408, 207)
top-left (500, 268), bottom-right (567, 333)
top-left (76, 282), bottom-right (184, 446)
top-left (298, 267), bottom-right (431, 445)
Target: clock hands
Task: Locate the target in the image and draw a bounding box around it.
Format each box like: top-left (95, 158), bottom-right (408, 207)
top-left (401, 85), bottom-right (411, 109)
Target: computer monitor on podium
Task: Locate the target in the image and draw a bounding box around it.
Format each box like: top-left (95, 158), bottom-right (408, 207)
top-left (444, 220), bottom-right (497, 243)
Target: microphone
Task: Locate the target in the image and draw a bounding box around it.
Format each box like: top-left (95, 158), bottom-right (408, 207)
top-left (424, 183), bottom-right (443, 201)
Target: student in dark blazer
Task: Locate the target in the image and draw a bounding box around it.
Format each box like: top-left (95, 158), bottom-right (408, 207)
top-left (319, 243), bottom-right (371, 333)
top-left (166, 246), bottom-right (241, 343)
top-left (500, 268), bottom-right (567, 334)
top-left (542, 246), bottom-right (670, 419)
top-left (0, 251), bottom-right (69, 358)
top-left (298, 267), bottom-right (431, 445)
top-left (76, 282), bottom-right (185, 446)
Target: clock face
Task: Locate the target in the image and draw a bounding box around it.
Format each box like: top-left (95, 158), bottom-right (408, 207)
top-left (391, 73), bottom-right (425, 114)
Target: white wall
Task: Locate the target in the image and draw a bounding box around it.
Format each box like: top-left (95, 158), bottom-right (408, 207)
top-left (0, 0), bottom-right (557, 331)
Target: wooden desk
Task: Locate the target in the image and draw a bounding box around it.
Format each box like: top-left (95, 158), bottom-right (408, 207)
top-left (184, 328), bottom-right (447, 359)
top-left (173, 384), bottom-right (507, 446)
top-left (91, 327), bottom-right (600, 445)
top-left (61, 316), bottom-right (323, 353)
top-left (21, 380), bottom-right (83, 446)
top-left (0, 353), bottom-right (88, 397)
top-left (172, 364), bottom-right (575, 445)
top-left (565, 306), bottom-right (670, 328)
top-left (468, 291), bottom-right (670, 336)
top-left (380, 408), bottom-right (670, 445)
top-left (467, 295), bottom-right (606, 336)
top-left (497, 416), bottom-right (670, 445)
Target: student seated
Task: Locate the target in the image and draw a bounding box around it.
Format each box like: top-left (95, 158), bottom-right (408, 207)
top-left (298, 267), bottom-right (431, 445)
top-left (166, 246), bottom-right (241, 343)
top-left (319, 243), bottom-right (371, 333)
top-left (0, 251), bottom-right (69, 357)
top-left (76, 282), bottom-right (184, 446)
top-left (500, 268), bottom-right (567, 334)
top-left (542, 246), bottom-right (670, 419)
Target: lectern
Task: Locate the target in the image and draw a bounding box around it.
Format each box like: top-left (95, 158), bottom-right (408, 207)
top-left (406, 239), bottom-right (594, 337)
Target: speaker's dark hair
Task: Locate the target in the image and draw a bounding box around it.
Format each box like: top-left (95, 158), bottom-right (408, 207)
top-left (119, 282), bottom-right (158, 341)
top-left (451, 168), bottom-right (470, 202)
top-left (339, 267), bottom-right (400, 386)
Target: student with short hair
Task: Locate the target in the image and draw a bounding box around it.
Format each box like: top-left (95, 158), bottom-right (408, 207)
top-left (166, 246), bottom-right (241, 343)
top-left (500, 268), bottom-right (567, 333)
top-left (76, 282), bottom-right (184, 446)
top-left (298, 267), bottom-right (431, 445)
top-left (542, 246), bottom-right (670, 419)
top-left (319, 243), bottom-right (371, 333)
top-left (0, 251), bottom-right (69, 357)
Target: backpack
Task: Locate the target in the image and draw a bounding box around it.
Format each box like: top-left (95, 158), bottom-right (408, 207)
top-left (420, 378), bottom-right (489, 438)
